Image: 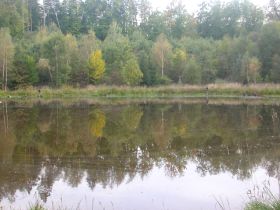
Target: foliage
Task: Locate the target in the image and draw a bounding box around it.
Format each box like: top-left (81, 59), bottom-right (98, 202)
top-left (245, 202), bottom-right (278, 210)
top-left (172, 49), bottom-right (187, 83)
top-left (90, 109), bottom-right (106, 138)
top-left (182, 58), bottom-right (202, 84)
top-left (88, 50), bottom-right (105, 83)
top-left (152, 33), bottom-right (172, 77)
top-left (0, 28), bottom-right (14, 90)
top-left (0, 0), bottom-right (280, 87)
top-left (121, 58), bottom-right (143, 86)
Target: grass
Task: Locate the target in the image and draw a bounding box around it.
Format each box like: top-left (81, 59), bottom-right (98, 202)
top-left (26, 201), bottom-right (280, 210)
top-left (245, 201), bottom-right (280, 210)
top-left (245, 182), bottom-right (280, 210)
top-left (3, 83), bottom-right (280, 99)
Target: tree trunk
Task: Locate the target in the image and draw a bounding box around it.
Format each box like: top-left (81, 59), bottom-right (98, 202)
top-left (246, 64), bottom-right (249, 84)
top-left (55, 46), bottom-right (58, 87)
top-left (161, 49), bottom-right (164, 77)
top-left (2, 57), bottom-right (5, 90)
top-left (3, 48), bottom-right (6, 91)
top-left (48, 68), bottom-right (53, 83)
top-left (29, 0), bottom-right (32, 31)
top-left (22, 0), bottom-right (25, 32)
top-left (5, 50), bottom-right (8, 91)
top-left (53, 6), bottom-right (61, 29)
top-left (43, 5), bottom-right (46, 28)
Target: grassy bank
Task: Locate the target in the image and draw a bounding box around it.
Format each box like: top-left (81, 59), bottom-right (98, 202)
top-left (27, 201), bottom-right (280, 210)
top-left (3, 83), bottom-right (280, 99)
top-left (245, 201), bottom-right (280, 210)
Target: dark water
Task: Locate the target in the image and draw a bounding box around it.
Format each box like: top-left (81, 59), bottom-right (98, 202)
top-left (0, 100), bottom-right (279, 210)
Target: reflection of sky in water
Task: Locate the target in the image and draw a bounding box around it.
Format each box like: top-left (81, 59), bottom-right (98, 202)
top-left (0, 101), bottom-right (280, 209)
top-left (1, 163), bottom-right (278, 210)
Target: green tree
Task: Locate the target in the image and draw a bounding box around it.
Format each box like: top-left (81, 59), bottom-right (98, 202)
top-left (121, 57), bottom-right (143, 86)
top-left (42, 30), bottom-right (69, 87)
top-left (130, 31), bottom-right (156, 85)
top-left (182, 58), bottom-right (201, 84)
top-left (103, 22), bottom-right (138, 85)
top-left (179, 37), bottom-right (218, 84)
top-left (83, 0), bottom-right (112, 39)
top-left (0, 1), bottom-right (24, 37)
top-left (248, 57), bottom-right (261, 83)
top-left (241, 53), bottom-right (261, 84)
top-left (165, 0), bottom-right (197, 39)
top-left (172, 49), bottom-right (187, 83)
top-left (240, 0), bottom-right (264, 32)
top-left (60, 0), bottom-right (82, 35)
top-left (271, 54), bottom-right (280, 82)
top-left (13, 42), bottom-right (39, 88)
top-left (141, 11), bottom-right (168, 41)
top-left (28, 0), bottom-right (41, 31)
top-left (76, 31), bottom-right (101, 86)
top-left (64, 34), bottom-right (79, 85)
top-left (258, 22), bottom-right (280, 81)
top-left (43, 0), bottom-right (62, 28)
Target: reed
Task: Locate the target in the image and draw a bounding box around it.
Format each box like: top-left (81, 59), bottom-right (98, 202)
top-left (2, 83), bottom-right (280, 99)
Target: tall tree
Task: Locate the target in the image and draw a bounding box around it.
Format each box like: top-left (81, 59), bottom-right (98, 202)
top-left (83, 0), bottom-right (112, 40)
top-left (172, 48), bottom-right (187, 83)
top-left (248, 57), bottom-right (261, 83)
top-left (258, 22), bottom-right (280, 80)
top-left (27, 0), bottom-right (41, 31)
top-left (77, 31), bottom-right (101, 85)
top-left (182, 58), bottom-right (201, 84)
top-left (152, 33), bottom-right (172, 78)
top-left (268, 0), bottom-right (280, 20)
top-left (240, 0), bottom-right (264, 32)
top-left (271, 54), bottom-right (280, 82)
top-left (165, 0), bottom-right (197, 39)
top-left (103, 22), bottom-right (138, 84)
top-left (61, 0), bottom-right (82, 35)
top-left (130, 31), bottom-right (156, 85)
top-left (12, 39), bottom-right (38, 88)
top-left (88, 50), bottom-right (105, 83)
top-left (121, 57), bottom-right (143, 86)
top-left (141, 11), bottom-right (168, 41)
top-left (0, 1), bottom-right (24, 37)
top-left (0, 28), bottom-right (15, 91)
top-left (138, 0), bottom-right (151, 24)
top-left (43, 0), bottom-right (61, 29)
top-left (42, 30), bottom-right (69, 87)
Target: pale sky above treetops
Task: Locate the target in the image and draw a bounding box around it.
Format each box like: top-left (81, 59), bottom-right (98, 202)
top-left (151, 0), bottom-right (269, 13)
top-left (39, 0), bottom-right (270, 13)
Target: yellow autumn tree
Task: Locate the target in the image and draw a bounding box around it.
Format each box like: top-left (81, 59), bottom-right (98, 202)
top-left (88, 50), bottom-right (105, 83)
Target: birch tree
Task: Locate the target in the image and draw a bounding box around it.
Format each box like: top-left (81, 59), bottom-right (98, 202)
top-left (0, 28), bottom-right (14, 91)
top-left (152, 33), bottom-right (172, 77)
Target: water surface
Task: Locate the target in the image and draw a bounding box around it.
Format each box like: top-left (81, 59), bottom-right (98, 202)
top-left (0, 100), bottom-right (279, 210)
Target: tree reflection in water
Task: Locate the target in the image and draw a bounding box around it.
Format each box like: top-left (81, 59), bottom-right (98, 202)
top-left (0, 101), bottom-right (279, 204)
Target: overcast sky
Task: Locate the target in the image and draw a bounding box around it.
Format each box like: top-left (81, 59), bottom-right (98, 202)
top-left (150, 0), bottom-right (270, 13)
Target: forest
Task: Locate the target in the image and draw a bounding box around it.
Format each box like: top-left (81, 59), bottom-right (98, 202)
top-left (1, 0), bottom-right (280, 89)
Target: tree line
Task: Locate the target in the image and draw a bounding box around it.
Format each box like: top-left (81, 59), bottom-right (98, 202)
top-left (1, 0), bottom-right (280, 89)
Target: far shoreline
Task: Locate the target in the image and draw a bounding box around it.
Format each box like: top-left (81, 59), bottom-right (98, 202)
top-left (2, 83), bottom-right (280, 99)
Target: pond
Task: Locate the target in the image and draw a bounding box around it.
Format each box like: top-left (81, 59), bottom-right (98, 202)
top-left (0, 99), bottom-right (279, 210)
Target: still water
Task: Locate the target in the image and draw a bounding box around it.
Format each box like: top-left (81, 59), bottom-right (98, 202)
top-left (0, 99), bottom-right (279, 210)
